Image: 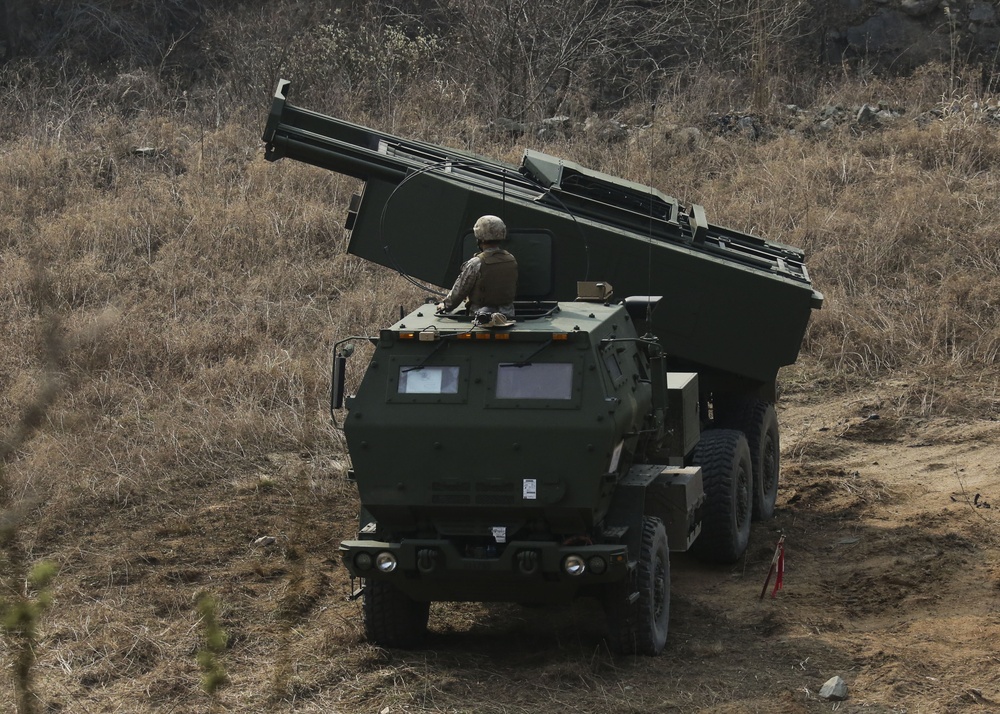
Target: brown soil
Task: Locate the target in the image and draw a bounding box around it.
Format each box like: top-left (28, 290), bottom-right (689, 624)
top-left (25, 386), bottom-right (1000, 713)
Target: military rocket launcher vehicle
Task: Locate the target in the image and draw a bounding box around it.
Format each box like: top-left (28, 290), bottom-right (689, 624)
top-left (262, 80), bottom-right (823, 654)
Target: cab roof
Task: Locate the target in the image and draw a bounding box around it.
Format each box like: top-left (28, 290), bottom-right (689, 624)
top-left (390, 301), bottom-right (627, 336)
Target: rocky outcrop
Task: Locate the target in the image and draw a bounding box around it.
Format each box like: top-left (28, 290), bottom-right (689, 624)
top-left (0, 0), bottom-right (37, 60)
top-left (823, 0), bottom-right (1000, 72)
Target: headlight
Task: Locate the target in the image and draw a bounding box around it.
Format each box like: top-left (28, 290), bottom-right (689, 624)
top-left (354, 552), bottom-right (373, 571)
top-left (563, 554), bottom-right (586, 576)
top-left (375, 552), bottom-right (397, 573)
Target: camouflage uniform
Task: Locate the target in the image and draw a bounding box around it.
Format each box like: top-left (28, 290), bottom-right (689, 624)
top-left (441, 245), bottom-right (518, 318)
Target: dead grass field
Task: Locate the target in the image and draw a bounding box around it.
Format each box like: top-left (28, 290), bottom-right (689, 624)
top-left (13, 386), bottom-right (1000, 713)
top-left (2, 65), bottom-right (1000, 712)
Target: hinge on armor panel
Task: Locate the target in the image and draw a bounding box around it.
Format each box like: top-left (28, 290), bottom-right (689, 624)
top-left (602, 526), bottom-right (628, 541)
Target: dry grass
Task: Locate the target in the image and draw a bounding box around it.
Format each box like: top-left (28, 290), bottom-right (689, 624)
top-left (0, 107), bottom-right (418, 710)
top-left (2, 39), bottom-right (1000, 710)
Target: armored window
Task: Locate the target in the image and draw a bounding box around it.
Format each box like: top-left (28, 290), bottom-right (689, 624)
top-left (603, 351), bottom-right (623, 381)
top-left (398, 365), bottom-right (460, 394)
top-left (496, 362), bottom-right (573, 400)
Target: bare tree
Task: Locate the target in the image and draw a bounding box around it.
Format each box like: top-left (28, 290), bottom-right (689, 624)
top-left (439, 0), bottom-right (690, 120)
top-left (434, 0), bottom-right (814, 120)
top-left (678, 0), bottom-right (812, 74)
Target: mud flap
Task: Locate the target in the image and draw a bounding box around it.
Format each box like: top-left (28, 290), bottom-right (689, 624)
top-left (604, 465), bottom-right (704, 558)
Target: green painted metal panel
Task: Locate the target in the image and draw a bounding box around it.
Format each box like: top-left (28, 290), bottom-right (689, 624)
top-left (263, 80), bottom-right (823, 388)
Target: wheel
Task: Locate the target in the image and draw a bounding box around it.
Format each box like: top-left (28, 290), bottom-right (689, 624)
top-left (604, 516), bottom-right (670, 656)
top-left (690, 429), bottom-right (753, 564)
top-left (747, 402), bottom-right (780, 520)
top-left (718, 399), bottom-right (780, 521)
top-left (363, 579), bottom-right (430, 648)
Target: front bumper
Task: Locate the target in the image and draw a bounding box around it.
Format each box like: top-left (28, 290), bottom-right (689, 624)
top-left (340, 538), bottom-right (630, 602)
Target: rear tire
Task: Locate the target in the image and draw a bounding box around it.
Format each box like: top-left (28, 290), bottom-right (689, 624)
top-left (718, 399), bottom-right (780, 521)
top-left (691, 429), bottom-right (753, 564)
top-left (605, 516), bottom-right (670, 656)
top-left (363, 579), bottom-right (430, 648)
top-left (747, 402), bottom-right (780, 521)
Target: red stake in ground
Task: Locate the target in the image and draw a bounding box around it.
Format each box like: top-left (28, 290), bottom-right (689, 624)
top-left (760, 535), bottom-right (785, 600)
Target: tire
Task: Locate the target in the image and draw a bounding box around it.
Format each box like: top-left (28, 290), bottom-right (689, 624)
top-left (363, 579), bottom-right (430, 648)
top-left (604, 516), bottom-right (670, 656)
top-left (690, 429), bottom-right (753, 564)
top-left (718, 399), bottom-right (780, 521)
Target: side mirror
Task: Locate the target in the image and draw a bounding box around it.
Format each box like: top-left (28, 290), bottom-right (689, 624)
top-left (331, 342), bottom-right (355, 414)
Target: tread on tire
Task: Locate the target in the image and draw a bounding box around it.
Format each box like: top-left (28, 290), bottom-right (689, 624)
top-left (690, 429), bottom-right (753, 564)
top-left (604, 516), bottom-right (670, 656)
top-left (718, 398), bottom-right (780, 521)
top-left (363, 579), bottom-right (430, 648)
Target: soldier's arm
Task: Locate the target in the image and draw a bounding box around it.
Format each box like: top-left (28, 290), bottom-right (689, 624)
top-left (440, 258), bottom-right (481, 311)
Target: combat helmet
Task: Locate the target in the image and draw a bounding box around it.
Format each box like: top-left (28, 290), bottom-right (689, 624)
top-left (473, 215), bottom-right (507, 243)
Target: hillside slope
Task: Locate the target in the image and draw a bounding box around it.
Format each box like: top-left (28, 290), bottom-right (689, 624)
top-left (1, 39), bottom-right (1000, 713)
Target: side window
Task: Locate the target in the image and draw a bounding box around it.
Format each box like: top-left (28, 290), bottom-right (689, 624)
top-left (398, 365), bottom-right (460, 394)
top-left (496, 363), bottom-right (573, 400)
top-left (603, 350), bottom-right (623, 381)
top-left (386, 357), bottom-right (469, 403)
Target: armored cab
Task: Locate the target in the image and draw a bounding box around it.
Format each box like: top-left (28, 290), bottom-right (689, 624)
top-left (261, 81), bottom-right (821, 654)
top-left (336, 301), bottom-right (707, 653)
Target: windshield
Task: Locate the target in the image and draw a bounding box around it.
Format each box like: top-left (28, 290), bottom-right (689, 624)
top-left (398, 365), bottom-right (460, 394)
top-left (496, 363), bottom-right (573, 400)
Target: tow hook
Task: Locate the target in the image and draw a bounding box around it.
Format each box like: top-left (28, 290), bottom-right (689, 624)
top-left (517, 549), bottom-right (539, 575)
top-left (417, 548), bottom-right (438, 573)
top-left (348, 575), bottom-right (365, 601)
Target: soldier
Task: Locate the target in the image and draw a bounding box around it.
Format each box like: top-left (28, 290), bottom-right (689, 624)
top-left (437, 215), bottom-right (518, 322)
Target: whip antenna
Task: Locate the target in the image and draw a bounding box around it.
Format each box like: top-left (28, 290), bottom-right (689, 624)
top-left (646, 97), bottom-right (656, 324)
